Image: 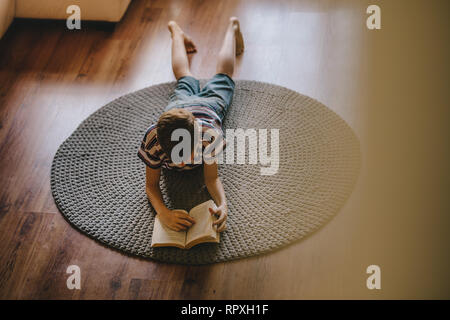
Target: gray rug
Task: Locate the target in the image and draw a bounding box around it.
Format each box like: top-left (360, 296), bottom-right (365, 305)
top-left (50, 80), bottom-right (361, 264)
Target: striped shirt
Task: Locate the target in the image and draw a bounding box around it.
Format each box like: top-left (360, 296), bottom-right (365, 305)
top-left (137, 105), bottom-right (226, 171)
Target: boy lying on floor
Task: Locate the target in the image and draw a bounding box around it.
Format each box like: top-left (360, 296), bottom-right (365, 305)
top-left (138, 18), bottom-right (244, 233)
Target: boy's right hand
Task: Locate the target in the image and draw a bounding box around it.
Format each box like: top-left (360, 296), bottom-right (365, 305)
top-left (158, 209), bottom-right (196, 232)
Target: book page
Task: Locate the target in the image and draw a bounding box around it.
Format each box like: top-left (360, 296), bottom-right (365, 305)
top-left (151, 214), bottom-right (187, 248)
top-left (185, 200), bottom-right (218, 246)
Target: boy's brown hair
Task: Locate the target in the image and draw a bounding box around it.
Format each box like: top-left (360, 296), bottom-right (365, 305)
top-left (156, 108), bottom-right (195, 160)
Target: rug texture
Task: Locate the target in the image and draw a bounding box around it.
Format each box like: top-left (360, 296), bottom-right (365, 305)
top-left (50, 80), bottom-right (361, 264)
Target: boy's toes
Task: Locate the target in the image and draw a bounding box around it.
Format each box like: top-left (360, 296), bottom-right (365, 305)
top-left (168, 20), bottom-right (178, 33)
top-left (229, 17), bottom-right (240, 27)
top-left (235, 30), bottom-right (244, 55)
top-left (186, 44), bottom-right (197, 54)
top-left (184, 35), bottom-right (197, 54)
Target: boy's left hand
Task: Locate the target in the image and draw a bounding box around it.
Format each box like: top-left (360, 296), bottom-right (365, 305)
top-left (209, 205), bottom-right (227, 232)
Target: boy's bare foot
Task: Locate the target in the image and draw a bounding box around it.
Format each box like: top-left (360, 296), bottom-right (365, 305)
top-left (168, 20), bottom-right (197, 54)
top-left (230, 17), bottom-right (244, 56)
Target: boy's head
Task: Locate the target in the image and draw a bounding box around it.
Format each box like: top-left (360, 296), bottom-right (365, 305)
top-left (156, 108), bottom-right (195, 161)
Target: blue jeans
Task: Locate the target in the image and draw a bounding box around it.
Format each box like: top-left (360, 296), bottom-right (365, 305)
top-left (164, 73), bottom-right (235, 122)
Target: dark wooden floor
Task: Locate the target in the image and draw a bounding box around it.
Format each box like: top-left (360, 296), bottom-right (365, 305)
top-left (0, 0), bottom-right (449, 299)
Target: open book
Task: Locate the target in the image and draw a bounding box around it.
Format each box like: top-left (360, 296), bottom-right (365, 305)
top-left (151, 200), bottom-right (220, 249)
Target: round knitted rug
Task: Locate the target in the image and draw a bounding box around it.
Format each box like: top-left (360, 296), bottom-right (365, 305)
top-left (51, 80), bottom-right (360, 264)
